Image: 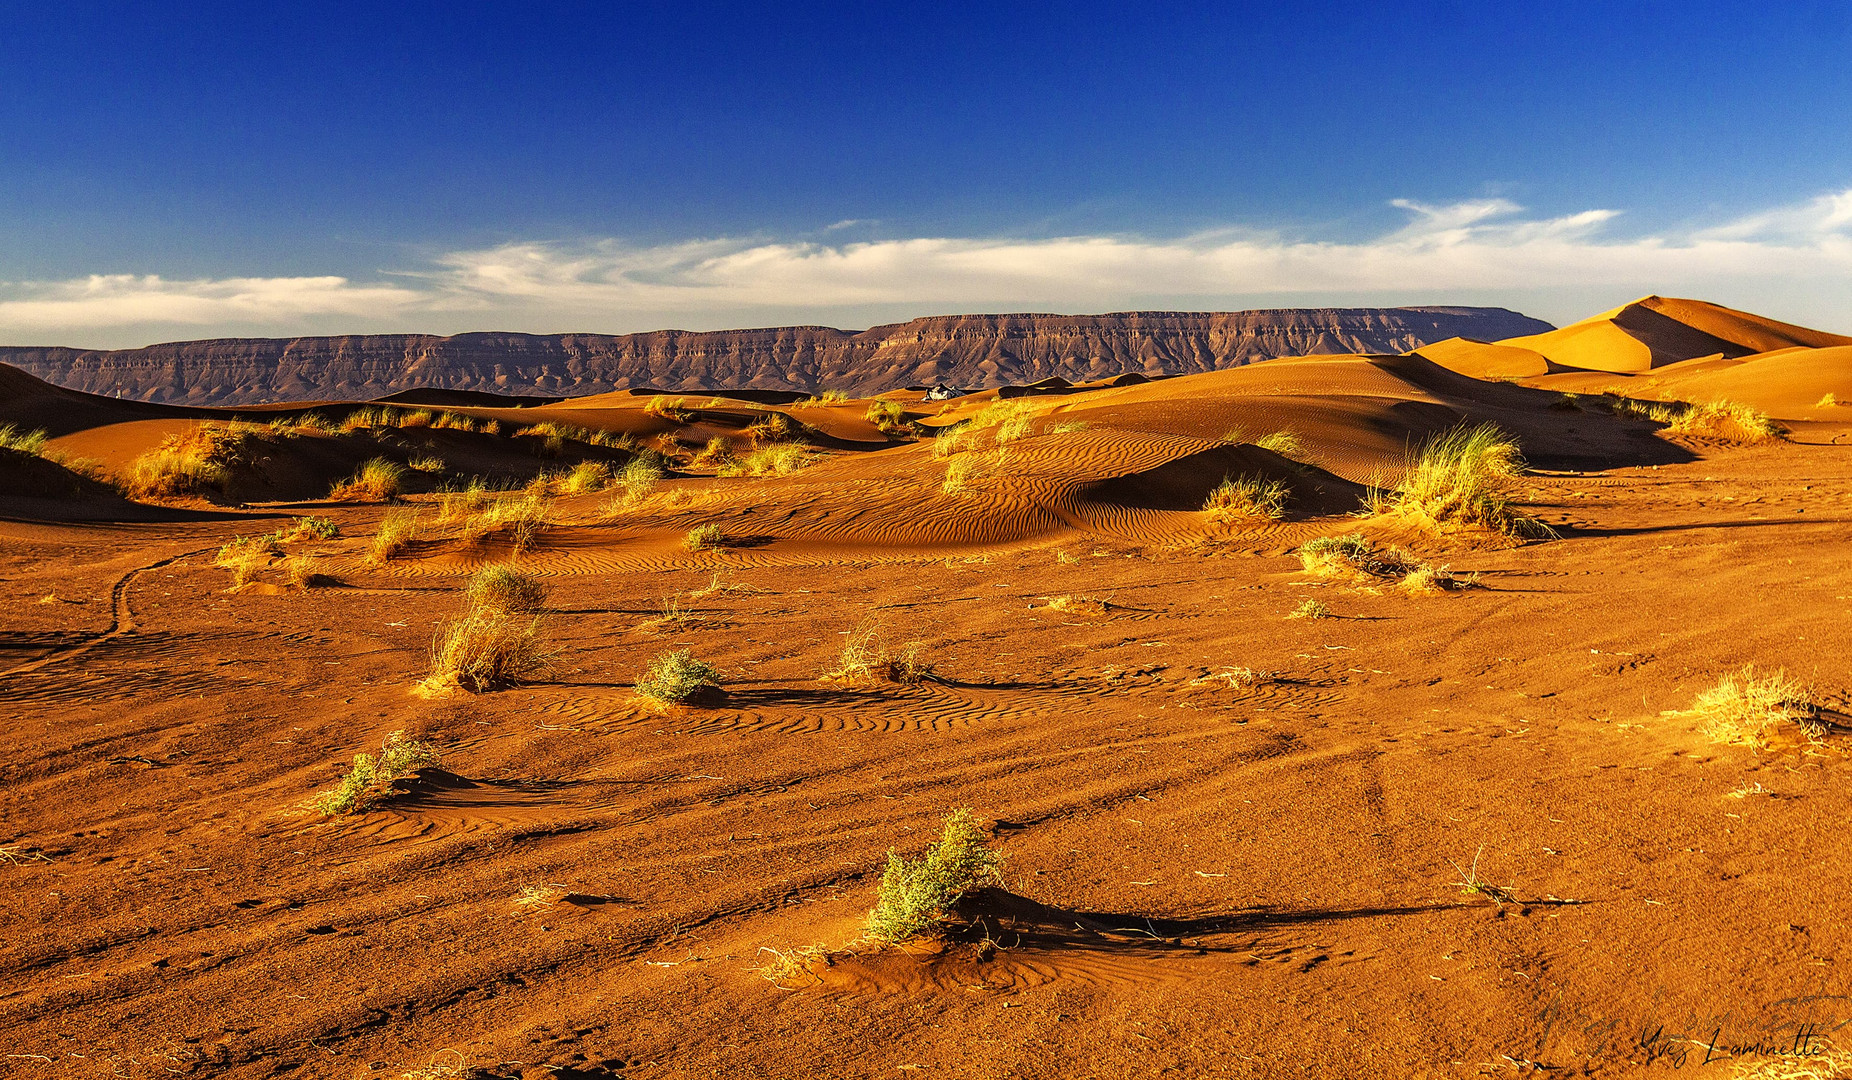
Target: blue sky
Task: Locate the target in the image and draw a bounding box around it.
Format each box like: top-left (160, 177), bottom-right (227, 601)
top-left (3, 1), bottom-right (1851, 346)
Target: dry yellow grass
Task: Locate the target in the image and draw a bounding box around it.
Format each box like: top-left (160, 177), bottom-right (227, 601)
top-left (1665, 666), bottom-right (1820, 747)
top-left (1203, 475), bottom-right (1288, 522)
top-left (1666, 400), bottom-right (1786, 442)
top-left (1386, 424), bottom-right (1552, 538)
top-left (367, 509), bottom-right (422, 564)
top-left (330, 457), bottom-right (407, 501)
top-left (121, 425), bottom-right (250, 499)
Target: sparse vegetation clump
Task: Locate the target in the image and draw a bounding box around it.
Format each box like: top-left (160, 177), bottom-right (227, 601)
top-left (313, 731), bottom-right (438, 815)
top-left (1384, 423), bottom-right (1551, 538)
top-left (1665, 666), bottom-right (1821, 748)
top-left (121, 424), bottom-right (252, 499)
top-left (800, 389), bottom-right (850, 406)
top-left (1297, 534), bottom-right (1374, 578)
top-left (423, 595), bottom-right (556, 694)
top-left (823, 619), bottom-right (937, 685)
top-left (941, 455), bottom-right (983, 495)
top-left (215, 535), bottom-right (281, 588)
top-left (863, 809), bottom-right (1000, 945)
top-left (1287, 598), bottom-right (1332, 620)
top-left (1044, 594), bottom-right (1109, 616)
top-left (1203, 475), bottom-right (1289, 522)
top-left (683, 523), bottom-right (727, 551)
top-left (1297, 533), bottom-right (1469, 593)
top-left (283, 555), bottom-right (328, 590)
top-left (1665, 400), bottom-right (1786, 443)
top-left (1818, 393), bottom-right (1841, 408)
top-left (465, 564), bottom-right (547, 614)
top-left (0, 424), bottom-right (50, 456)
top-left (717, 441), bottom-right (814, 477)
top-left (281, 515), bottom-right (340, 541)
top-left (865, 399), bottom-right (912, 434)
top-left (561, 460), bottom-right (613, 494)
top-left (636, 648), bottom-right (721, 705)
top-left (331, 457), bottom-right (408, 501)
top-left (368, 508), bottom-right (422, 564)
top-left (643, 396), bottom-right (694, 422)
top-left (1254, 430), bottom-right (1306, 459)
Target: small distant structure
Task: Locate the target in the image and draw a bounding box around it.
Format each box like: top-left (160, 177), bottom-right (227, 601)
top-left (921, 384), bottom-right (966, 401)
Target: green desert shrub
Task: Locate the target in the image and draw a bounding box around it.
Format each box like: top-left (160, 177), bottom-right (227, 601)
top-left (863, 809), bottom-right (1000, 945)
top-left (314, 731), bottom-right (438, 815)
top-left (636, 648), bottom-right (721, 705)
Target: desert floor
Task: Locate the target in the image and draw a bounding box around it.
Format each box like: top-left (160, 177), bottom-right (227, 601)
top-left (4, 404), bottom-right (1852, 1079)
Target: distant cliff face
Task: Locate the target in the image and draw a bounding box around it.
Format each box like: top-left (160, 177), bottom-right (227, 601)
top-left (0, 307), bottom-right (1553, 405)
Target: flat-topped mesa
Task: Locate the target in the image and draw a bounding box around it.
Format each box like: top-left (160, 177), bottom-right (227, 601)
top-left (0, 306), bottom-right (1552, 406)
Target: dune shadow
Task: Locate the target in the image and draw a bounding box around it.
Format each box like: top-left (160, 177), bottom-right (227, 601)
top-left (1560, 516), bottom-right (1852, 539)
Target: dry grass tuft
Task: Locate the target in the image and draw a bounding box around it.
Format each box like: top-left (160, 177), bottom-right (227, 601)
top-left (331, 457), bottom-right (408, 501)
top-left (863, 809), bottom-right (1000, 945)
top-left (215, 535), bottom-right (281, 588)
top-left (283, 555), bottom-right (330, 590)
top-left (717, 441), bottom-right (815, 477)
top-left (465, 564), bottom-right (547, 614)
top-left (941, 454), bottom-right (983, 495)
top-left (1665, 666), bottom-right (1821, 748)
top-left (121, 425), bottom-right (251, 499)
top-left (1287, 598), bottom-right (1332, 620)
top-left (1817, 393), bottom-right (1840, 408)
top-left (1385, 423), bottom-right (1552, 538)
top-left (683, 523), bottom-right (727, 551)
top-left (754, 943), bottom-right (832, 988)
top-left (560, 460), bottom-right (612, 494)
top-left (314, 731), bottom-right (437, 815)
top-left (1203, 475), bottom-right (1288, 522)
top-left (823, 619), bottom-right (937, 685)
top-left (368, 508), bottom-right (422, 564)
top-left (643, 395), bottom-right (694, 422)
top-left (1043, 594), bottom-right (1109, 616)
top-left (865, 399), bottom-right (912, 434)
top-left (1666, 400), bottom-right (1786, 443)
top-left (423, 599), bottom-right (556, 694)
top-left (0, 423), bottom-right (50, 456)
top-left (1254, 430), bottom-right (1306, 459)
top-left (636, 648), bottom-right (721, 705)
top-left (512, 884), bottom-right (568, 912)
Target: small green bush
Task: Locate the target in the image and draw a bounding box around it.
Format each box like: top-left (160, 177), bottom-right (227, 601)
top-left (863, 809), bottom-right (1000, 944)
top-left (314, 731), bottom-right (438, 815)
top-left (636, 649), bottom-right (721, 704)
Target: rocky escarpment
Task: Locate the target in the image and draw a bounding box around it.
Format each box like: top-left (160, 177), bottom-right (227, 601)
top-left (1, 306), bottom-right (1553, 405)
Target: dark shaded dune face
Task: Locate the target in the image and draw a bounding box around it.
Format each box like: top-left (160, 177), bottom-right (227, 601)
top-left (1078, 444), bottom-right (1361, 517)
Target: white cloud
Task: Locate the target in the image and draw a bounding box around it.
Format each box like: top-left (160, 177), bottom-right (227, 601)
top-left (5, 190), bottom-right (1852, 346)
top-left (0, 274), bottom-right (421, 333)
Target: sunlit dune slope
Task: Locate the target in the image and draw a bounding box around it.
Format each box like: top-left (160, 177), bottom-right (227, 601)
top-left (1496, 295), bottom-right (1852, 374)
